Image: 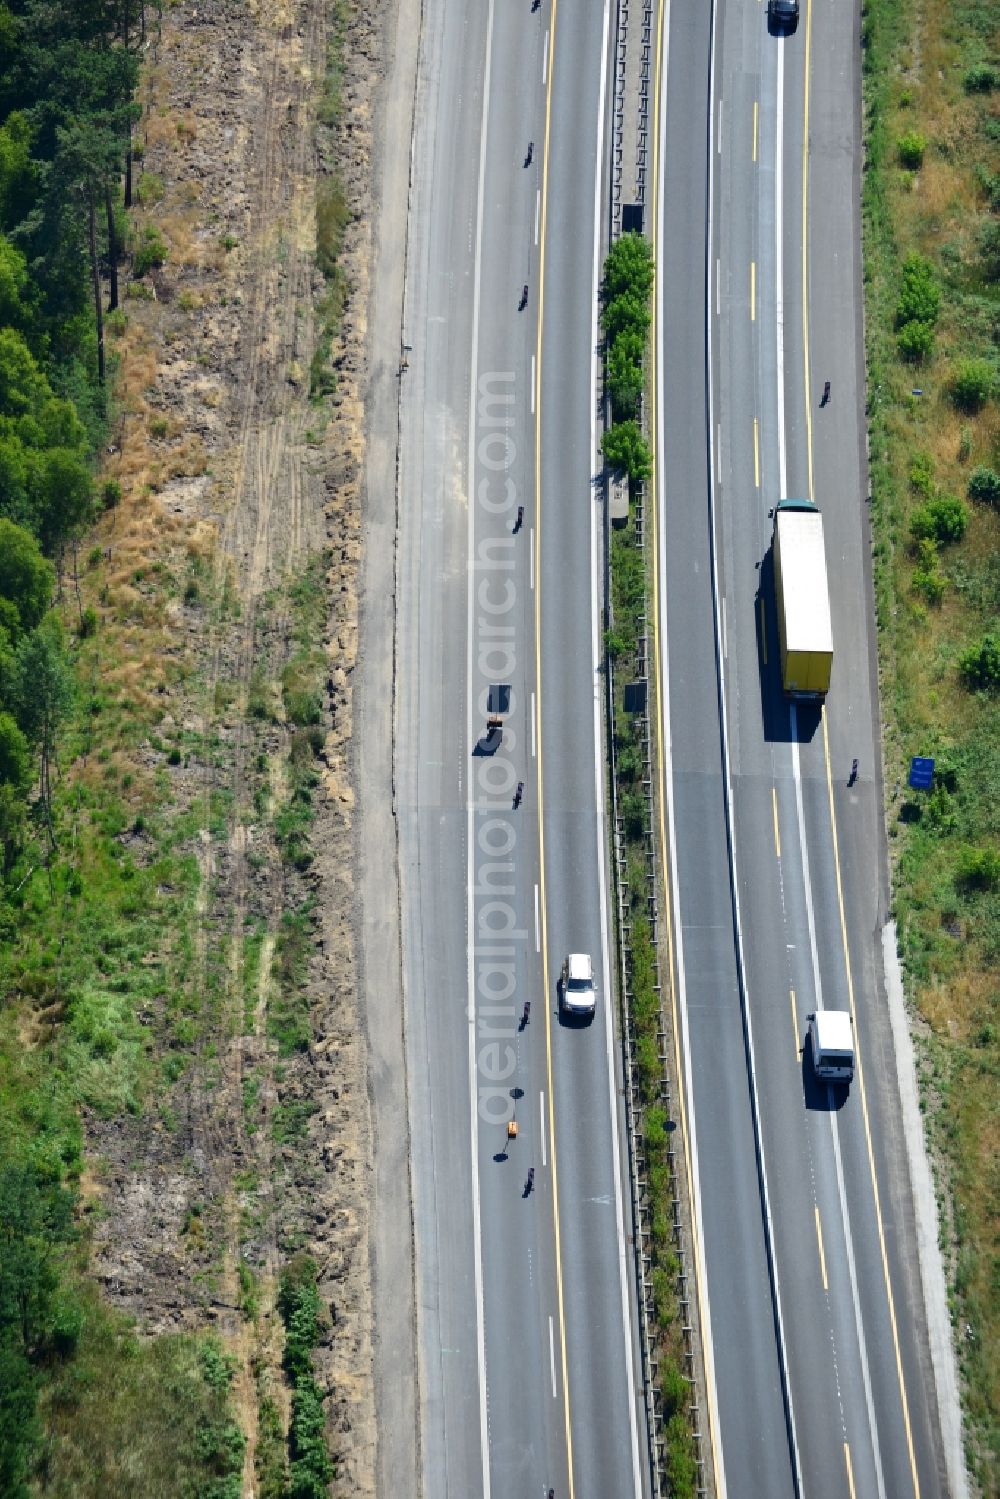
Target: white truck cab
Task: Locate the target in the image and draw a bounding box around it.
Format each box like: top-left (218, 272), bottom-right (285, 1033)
top-left (808, 1010), bottom-right (855, 1083)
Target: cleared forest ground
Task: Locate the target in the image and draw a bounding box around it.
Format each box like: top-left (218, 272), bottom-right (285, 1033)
top-left (1, 1), bottom-right (389, 1492)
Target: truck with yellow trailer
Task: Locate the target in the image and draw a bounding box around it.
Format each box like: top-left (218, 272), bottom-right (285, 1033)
top-left (771, 499), bottom-right (833, 700)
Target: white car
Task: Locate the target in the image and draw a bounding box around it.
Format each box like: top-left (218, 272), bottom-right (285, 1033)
top-left (560, 953), bottom-right (596, 1017)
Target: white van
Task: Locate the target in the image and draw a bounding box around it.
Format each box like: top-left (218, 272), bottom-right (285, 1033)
top-left (808, 1010), bottom-right (855, 1083)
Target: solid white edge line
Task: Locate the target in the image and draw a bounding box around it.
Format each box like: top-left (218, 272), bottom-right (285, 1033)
top-left (540, 1088), bottom-right (548, 1167)
top-left (542, 30), bottom-right (549, 85)
top-left (549, 1316), bottom-right (558, 1398)
top-left (466, 8), bottom-right (496, 1495)
top-left (591, 3), bottom-right (643, 1492)
top-left (716, 256), bottom-right (721, 316)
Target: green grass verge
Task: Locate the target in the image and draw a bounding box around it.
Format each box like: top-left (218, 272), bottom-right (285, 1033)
top-left (861, 0), bottom-right (1000, 1483)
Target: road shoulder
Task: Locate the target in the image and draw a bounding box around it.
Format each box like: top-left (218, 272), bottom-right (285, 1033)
top-left (354, 0), bottom-right (423, 1492)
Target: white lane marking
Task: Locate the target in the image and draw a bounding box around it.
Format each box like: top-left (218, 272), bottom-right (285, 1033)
top-left (717, 98), bottom-right (723, 155)
top-left (530, 526), bottom-right (536, 591)
top-left (716, 423), bottom-right (722, 485)
top-left (716, 256), bottom-right (720, 316)
top-left (721, 597), bottom-right (727, 659)
top-left (534, 883), bottom-right (541, 954)
top-left (775, 42), bottom-right (787, 500)
top-left (590, 4), bottom-right (643, 1492)
top-left (788, 708), bottom-right (887, 1498)
top-left (542, 31), bottom-right (549, 85)
top-left (531, 353), bottom-right (537, 414)
top-left (540, 1089), bottom-right (548, 1166)
top-left (531, 691), bottom-right (537, 758)
top-left (465, 8), bottom-right (496, 1495)
top-left (549, 1316), bottom-right (557, 1398)
top-left (535, 188), bottom-right (541, 246)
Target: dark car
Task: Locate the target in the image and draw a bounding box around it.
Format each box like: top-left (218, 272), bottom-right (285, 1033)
top-left (768, 0), bottom-right (799, 29)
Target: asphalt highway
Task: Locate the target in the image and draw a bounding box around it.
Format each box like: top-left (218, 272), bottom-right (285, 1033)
top-left (396, 1), bottom-right (646, 1495)
top-left (654, 0), bottom-right (950, 1496)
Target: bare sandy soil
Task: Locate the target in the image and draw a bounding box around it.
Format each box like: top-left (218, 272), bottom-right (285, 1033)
top-left (80, 0), bottom-right (393, 1491)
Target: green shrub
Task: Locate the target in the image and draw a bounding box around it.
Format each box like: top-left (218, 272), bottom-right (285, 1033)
top-left (134, 225), bottom-right (167, 276)
top-left (644, 1104), bottom-right (667, 1154)
top-left (910, 494), bottom-right (968, 545)
top-left (316, 180), bottom-right (350, 282)
top-left (616, 741), bottom-right (641, 782)
top-left (277, 1257), bottom-right (334, 1497)
top-left (635, 1031), bottom-right (661, 1104)
top-left (664, 1410), bottom-right (699, 1499)
top-left (101, 479), bottom-right (122, 509)
top-left (959, 633), bottom-right (1000, 692)
top-left (650, 1265), bottom-right (677, 1327)
top-left (255, 1395), bottom-right (288, 1499)
top-left (909, 452), bottom-right (935, 496)
top-left (963, 63), bottom-right (999, 94)
top-left (136, 171), bottom-right (164, 205)
top-left (897, 319), bottom-right (934, 362)
top-left (896, 253), bottom-right (940, 327)
top-left (283, 687), bottom-right (322, 729)
top-left (911, 538), bottom-right (946, 604)
top-left (287, 1382), bottom-right (334, 1499)
top-left (621, 789), bottom-right (646, 839)
top-left (660, 1361), bottom-right (689, 1419)
top-left (279, 1261), bottom-right (321, 1383)
top-left (967, 466), bottom-right (1000, 507)
top-left (604, 626), bottom-right (628, 661)
top-left (897, 130), bottom-right (927, 168)
top-left (309, 333), bottom-right (336, 401)
top-left (951, 358), bottom-right (994, 413)
top-left (956, 846), bottom-right (1000, 891)
top-left (78, 606), bottom-right (98, 639)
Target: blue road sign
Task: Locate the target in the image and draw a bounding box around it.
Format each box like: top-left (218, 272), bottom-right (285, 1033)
top-left (909, 756), bottom-right (935, 791)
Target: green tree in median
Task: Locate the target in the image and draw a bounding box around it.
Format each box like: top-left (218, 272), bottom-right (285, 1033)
top-left (602, 230), bottom-right (654, 304)
top-left (602, 420), bottom-right (652, 482)
top-left (607, 329), bottom-right (645, 420)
